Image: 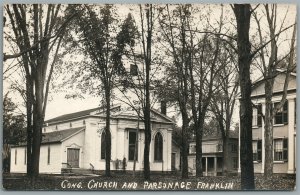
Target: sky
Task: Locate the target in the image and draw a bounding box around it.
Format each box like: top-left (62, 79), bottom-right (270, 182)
top-left (2, 3), bottom-right (297, 124)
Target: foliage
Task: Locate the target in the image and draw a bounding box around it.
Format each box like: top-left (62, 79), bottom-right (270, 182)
top-left (3, 95), bottom-right (26, 146)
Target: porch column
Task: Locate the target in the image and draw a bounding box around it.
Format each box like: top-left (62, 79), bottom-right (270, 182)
top-left (287, 98), bottom-right (295, 174)
top-left (214, 157), bottom-right (217, 176)
top-left (205, 157), bottom-right (208, 176)
top-left (261, 102), bottom-right (265, 174)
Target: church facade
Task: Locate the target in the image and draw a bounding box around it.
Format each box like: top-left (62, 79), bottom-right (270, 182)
top-left (10, 105), bottom-right (179, 174)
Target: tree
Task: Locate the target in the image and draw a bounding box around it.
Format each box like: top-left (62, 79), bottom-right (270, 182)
top-left (211, 41), bottom-right (238, 176)
top-left (158, 4), bottom-right (194, 178)
top-left (232, 4), bottom-right (255, 189)
top-left (4, 4), bottom-right (75, 177)
top-left (112, 5), bottom-right (163, 180)
top-left (70, 5), bottom-right (138, 177)
top-left (252, 4), bottom-right (296, 178)
top-left (139, 4), bottom-right (155, 180)
top-left (187, 6), bottom-right (226, 178)
top-left (2, 94), bottom-right (26, 172)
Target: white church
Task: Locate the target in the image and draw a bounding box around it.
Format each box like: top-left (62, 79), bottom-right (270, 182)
top-left (10, 104), bottom-right (180, 174)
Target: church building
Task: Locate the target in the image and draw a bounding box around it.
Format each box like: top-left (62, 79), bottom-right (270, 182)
top-left (10, 105), bottom-right (179, 174)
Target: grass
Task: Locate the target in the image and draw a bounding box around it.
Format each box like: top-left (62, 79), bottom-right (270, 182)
top-left (2, 172), bottom-right (296, 191)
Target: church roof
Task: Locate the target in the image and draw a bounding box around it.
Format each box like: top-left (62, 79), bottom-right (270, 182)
top-left (44, 107), bottom-right (104, 124)
top-left (44, 105), bottom-right (174, 125)
top-left (41, 127), bottom-right (85, 144)
top-left (12, 127), bottom-right (85, 147)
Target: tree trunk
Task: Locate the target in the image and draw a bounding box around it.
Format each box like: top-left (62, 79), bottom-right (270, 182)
top-left (181, 110), bottom-right (189, 179)
top-left (105, 88), bottom-right (111, 177)
top-left (222, 135), bottom-right (229, 175)
top-left (264, 80), bottom-right (274, 177)
top-left (233, 4), bottom-right (255, 190)
top-left (143, 107), bottom-right (151, 180)
top-left (26, 76), bottom-right (33, 177)
top-left (195, 119), bottom-right (204, 177)
top-left (143, 69), bottom-right (151, 180)
top-left (31, 72), bottom-right (44, 177)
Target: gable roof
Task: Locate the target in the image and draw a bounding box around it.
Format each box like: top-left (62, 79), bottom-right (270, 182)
top-left (251, 69), bottom-right (296, 91)
top-left (44, 105), bottom-right (174, 125)
top-left (41, 127), bottom-right (85, 144)
top-left (44, 107), bottom-right (104, 124)
top-left (12, 127), bottom-right (85, 147)
top-left (189, 130), bottom-right (238, 142)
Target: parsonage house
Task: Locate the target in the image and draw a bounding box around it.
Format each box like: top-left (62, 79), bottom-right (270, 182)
top-left (10, 105), bottom-right (181, 174)
top-left (188, 132), bottom-right (239, 176)
top-left (238, 70), bottom-right (296, 174)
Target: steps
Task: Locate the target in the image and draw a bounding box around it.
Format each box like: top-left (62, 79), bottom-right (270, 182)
top-left (61, 168), bottom-right (94, 175)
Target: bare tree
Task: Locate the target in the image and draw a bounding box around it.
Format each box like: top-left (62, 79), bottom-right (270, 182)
top-left (211, 42), bottom-right (239, 175)
top-left (4, 4), bottom-right (75, 178)
top-left (232, 4), bottom-right (255, 189)
top-left (252, 4), bottom-right (296, 178)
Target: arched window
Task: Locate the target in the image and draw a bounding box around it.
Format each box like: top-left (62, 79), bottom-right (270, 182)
top-left (101, 131), bottom-right (106, 160)
top-left (154, 132), bottom-right (163, 161)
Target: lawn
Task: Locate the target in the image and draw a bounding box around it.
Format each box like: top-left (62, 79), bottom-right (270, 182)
top-left (2, 173), bottom-right (296, 191)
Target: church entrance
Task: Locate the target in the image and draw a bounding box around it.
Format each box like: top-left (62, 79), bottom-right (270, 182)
top-left (67, 148), bottom-right (80, 168)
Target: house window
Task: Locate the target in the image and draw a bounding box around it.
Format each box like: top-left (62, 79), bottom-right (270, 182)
top-left (252, 140), bottom-right (262, 161)
top-left (231, 143), bottom-right (237, 153)
top-left (130, 64), bottom-right (138, 76)
top-left (47, 146), bottom-right (51, 165)
top-left (217, 144), bottom-right (223, 152)
top-left (193, 158), bottom-right (196, 169)
top-left (15, 149), bottom-right (17, 165)
top-left (257, 104), bottom-right (262, 127)
top-left (190, 144), bottom-right (196, 154)
top-left (232, 157), bottom-right (238, 169)
top-left (274, 101), bottom-right (288, 124)
top-left (274, 138), bottom-right (288, 161)
top-left (252, 104), bottom-right (262, 127)
top-left (128, 131), bottom-right (138, 161)
top-left (70, 122), bottom-right (72, 128)
top-left (56, 125), bottom-right (58, 130)
top-left (24, 148), bottom-right (27, 165)
top-left (101, 131), bottom-right (106, 160)
top-left (44, 128), bottom-right (46, 132)
top-left (154, 132), bottom-right (163, 161)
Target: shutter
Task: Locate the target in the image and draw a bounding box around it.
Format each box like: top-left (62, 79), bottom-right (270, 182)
top-left (257, 140), bottom-right (262, 161)
top-left (283, 138), bottom-right (288, 161)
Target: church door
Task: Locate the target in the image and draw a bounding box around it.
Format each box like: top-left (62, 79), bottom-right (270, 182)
top-left (67, 148), bottom-right (80, 168)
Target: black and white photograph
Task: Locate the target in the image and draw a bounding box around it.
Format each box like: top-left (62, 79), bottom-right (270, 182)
top-left (1, 3), bottom-right (297, 191)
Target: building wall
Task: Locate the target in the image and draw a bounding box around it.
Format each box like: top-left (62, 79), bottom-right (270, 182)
top-left (239, 73), bottom-right (296, 174)
top-left (83, 117), bottom-right (173, 171)
top-left (10, 144), bottom-right (62, 174)
top-left (226, 139), bottom-right (239, 171)
top-left (61, 130), bottom-right (85, 169)
top-left (10, 146), bottom-right (27, 173)
top-left (188, 138), bottom-right (238, 175)
top-left (43, 119), bottom-right (86, 133)
top-left (39, 144), bottom-right (61, 173)
top-left (172, 143), bottom-right (181, 171)
top-left (11, 113), bottom-right (174, 173)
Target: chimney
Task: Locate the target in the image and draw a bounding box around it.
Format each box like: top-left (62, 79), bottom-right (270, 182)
top-left (161, 100), bottom-right (167, 115)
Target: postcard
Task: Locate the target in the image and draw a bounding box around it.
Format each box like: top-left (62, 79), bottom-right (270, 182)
top-left (2, 3), bottom-right (296, 191)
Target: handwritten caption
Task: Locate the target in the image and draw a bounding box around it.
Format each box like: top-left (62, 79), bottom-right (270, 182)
top-left (60, 180), bottom-right (234, 190)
